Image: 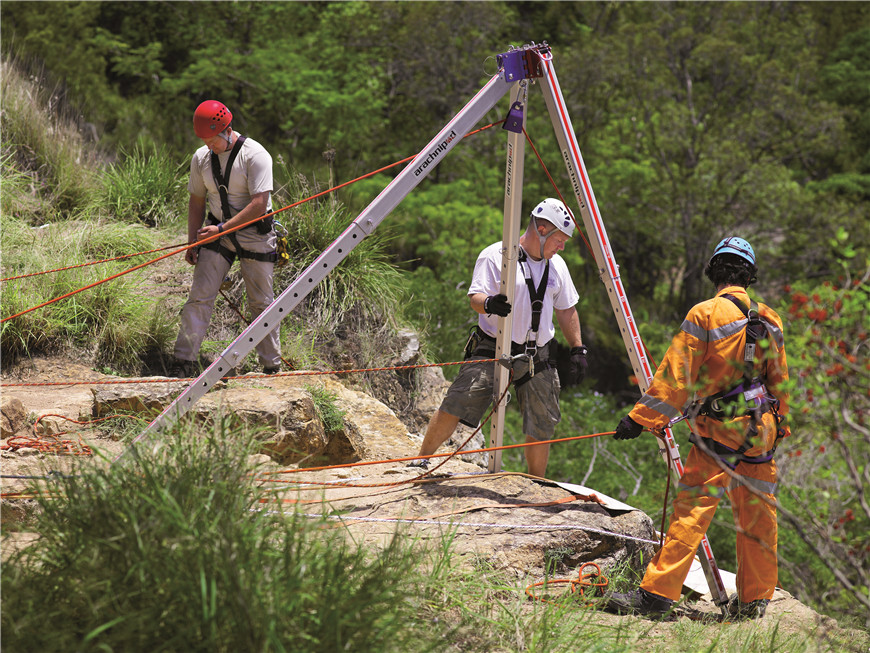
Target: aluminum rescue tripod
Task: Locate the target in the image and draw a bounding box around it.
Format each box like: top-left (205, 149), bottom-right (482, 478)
top-left (123, 42), bottom-right (728, 609)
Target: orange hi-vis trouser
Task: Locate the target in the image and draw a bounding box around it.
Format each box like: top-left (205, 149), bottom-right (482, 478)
top-left (640, 443), bottom-right (778, 603)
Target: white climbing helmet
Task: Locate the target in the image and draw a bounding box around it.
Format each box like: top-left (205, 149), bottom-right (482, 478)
top-left (531, 198), bottom-right (575, 237)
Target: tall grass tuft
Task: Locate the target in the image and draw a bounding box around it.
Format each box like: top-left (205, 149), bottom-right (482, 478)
top-left (0, 216), bottom-right (177, 371)
top-left (272, 160), bottom-right (406, 333)
top-left (1, 422), bottom-right (439, 653)
top-left (91, 135), bottom-right (187, 228)
top-left (0, 59), bottom-right (97, 220)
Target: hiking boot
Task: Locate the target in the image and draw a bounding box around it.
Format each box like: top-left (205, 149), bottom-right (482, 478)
top-left (727, 594), bottom-right (769, 620)
top-left (168, 358), bottom-right (197, 379)
top-left (603, 588), bottom-right (674, 617)
top-left (406, 458), bottom-right (431, 470)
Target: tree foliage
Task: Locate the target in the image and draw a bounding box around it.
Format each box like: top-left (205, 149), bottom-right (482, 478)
top-left (774, 250), bottom-right (870, 623)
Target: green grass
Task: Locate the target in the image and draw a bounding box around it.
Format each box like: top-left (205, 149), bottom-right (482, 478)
top-left (0, 215), bottom-right (177, 371)
top-left (90, 136), bottom-right (188, 228)
top-left (272, 161), bottom-right (407, 333)
top-left (305, 382), bottom-right (347, 433)
top-left (0, 422), bottom-right (442, 653)
top-left (0, 59), bottom-right (97, 220)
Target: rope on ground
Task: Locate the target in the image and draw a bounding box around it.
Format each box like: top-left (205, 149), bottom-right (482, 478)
top-left (525, 562), bottom-right (608, 606)
top-left (0, 413), bottom-right (146, 457)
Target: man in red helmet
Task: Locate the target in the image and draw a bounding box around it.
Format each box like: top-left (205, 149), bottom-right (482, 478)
top-left (169, 100), bottom-right (282, 377)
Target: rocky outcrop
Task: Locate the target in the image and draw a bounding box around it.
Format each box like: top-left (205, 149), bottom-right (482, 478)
top-left (1, 396), bottom-right (27, 437)
top-left (3, 365), bottom-right (659, 585)
top-left (90, 375), bottom-right (408, 464)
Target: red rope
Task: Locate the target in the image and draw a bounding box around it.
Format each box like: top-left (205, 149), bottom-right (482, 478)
top-left (522, 126), bottom-right (595, 260)
top-left (0, 120), bottom-right (503, 311)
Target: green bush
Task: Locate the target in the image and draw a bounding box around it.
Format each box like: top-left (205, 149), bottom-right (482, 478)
top-left (1, 423), bottom-right (438, 653)
top-left (773, 256), bottom-right (870, 624)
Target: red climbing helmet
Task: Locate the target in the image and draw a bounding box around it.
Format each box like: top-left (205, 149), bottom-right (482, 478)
top-left (193, 100), bottom-right (232, 139)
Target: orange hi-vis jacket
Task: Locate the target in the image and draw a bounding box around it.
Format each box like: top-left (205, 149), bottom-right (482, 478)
top-left (630, 286), bottom-right (790, 456)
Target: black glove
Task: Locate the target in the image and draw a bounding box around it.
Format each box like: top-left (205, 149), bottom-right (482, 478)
top-left (563, 345), bottom-right (588, 386)
top-left (614, 415), bottom-right (644, 440)
top-left (483, 293), bottom-right (511, 317)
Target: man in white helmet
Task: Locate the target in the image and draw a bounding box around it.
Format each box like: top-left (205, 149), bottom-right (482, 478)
top-left (411, 198), bottom-right (587, 477)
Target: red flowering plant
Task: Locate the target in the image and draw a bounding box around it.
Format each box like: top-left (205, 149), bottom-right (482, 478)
top-left (774, 259), bottom-right (869, 623)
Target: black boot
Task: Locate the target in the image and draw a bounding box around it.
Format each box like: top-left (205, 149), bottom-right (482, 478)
top-left (727, 594), bottom-right (769, 620)
top-left (603, 588), bottom-right (674, 616)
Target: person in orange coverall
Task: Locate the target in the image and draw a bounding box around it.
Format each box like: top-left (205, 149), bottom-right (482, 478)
top-left (605, 236), bottom-right (790, 620)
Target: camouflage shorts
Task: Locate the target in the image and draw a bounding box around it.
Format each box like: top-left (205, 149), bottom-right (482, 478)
top-left (439, 354), bottom-right (561, 441)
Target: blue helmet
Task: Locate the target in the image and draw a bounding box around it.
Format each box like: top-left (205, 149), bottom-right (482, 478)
top-left (710, 236), bottom-right (755, 266)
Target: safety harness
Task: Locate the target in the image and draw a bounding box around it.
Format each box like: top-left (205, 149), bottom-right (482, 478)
top-left (687, 294), bottom-right (785, 468)
top-left (201, 135), bottom-right (277, 265)
top-left (463, 247), bottom-right (553, 387)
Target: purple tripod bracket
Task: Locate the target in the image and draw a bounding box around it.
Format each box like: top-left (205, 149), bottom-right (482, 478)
top-left (497, 42), bottom-right (549, 82)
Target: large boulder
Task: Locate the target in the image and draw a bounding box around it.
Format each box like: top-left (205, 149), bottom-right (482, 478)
top-left (91, 374), bottom-right (417, 465)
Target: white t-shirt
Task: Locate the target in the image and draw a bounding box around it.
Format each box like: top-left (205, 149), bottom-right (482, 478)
top-left (469, 242), bottom-right (579, 346)
top-left (188, 134), bottom-right (273, 220)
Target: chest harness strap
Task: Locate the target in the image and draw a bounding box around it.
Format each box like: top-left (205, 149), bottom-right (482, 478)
top-left (202, 135), bottom-right (277, 265)
top-left (511, 248), bottom-right (551, 386)
top-left (463, 248), bottom-right (554, 388)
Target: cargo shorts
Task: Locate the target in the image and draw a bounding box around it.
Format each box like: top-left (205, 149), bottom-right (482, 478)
top-left (439, 350), bottom-right (561, 442)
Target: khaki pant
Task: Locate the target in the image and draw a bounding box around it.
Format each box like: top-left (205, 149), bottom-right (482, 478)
top-left (439, 345), bottom-right (560, 442)
top-left (174, 243), bottom-right (281, 368)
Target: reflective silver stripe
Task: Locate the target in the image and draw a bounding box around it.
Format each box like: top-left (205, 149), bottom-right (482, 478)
top-left (763, 321), bottom-right (785, 349)
top-left (729, 475), bottom-right (778, 495)
top-left (708, 318), bottom-right (747, 342)
top-left (680, 319), bottom-right (708, 341)
top-left (680, 317), bottom-right (747, 343)
top-left (639, 394), bottom-right (682, 420)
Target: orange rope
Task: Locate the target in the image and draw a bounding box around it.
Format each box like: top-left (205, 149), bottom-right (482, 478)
top-left (525, 562), bottom-right (608, 605)
top-left (0, 243), bottom-right (188, 283)
top-left (0, 413), bottom-right (144, 456)
top-left (256, 373), bottom-right (515, 490)
top-left (1, 121), bottom-right (503, 321)
top-left (258, 430), bottom-right (612, 480)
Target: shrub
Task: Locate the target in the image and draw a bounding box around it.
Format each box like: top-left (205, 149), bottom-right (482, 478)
top-left (1, 422), bottom-right (437, 652)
